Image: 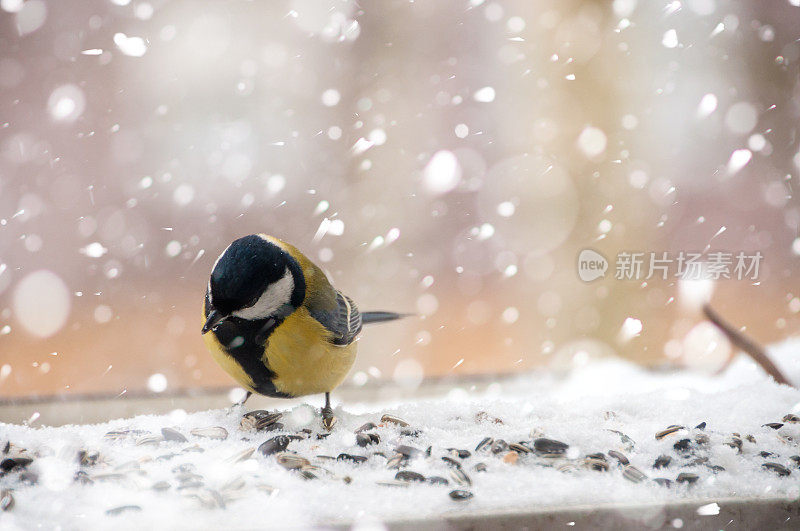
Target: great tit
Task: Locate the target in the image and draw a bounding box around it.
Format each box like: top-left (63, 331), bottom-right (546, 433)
top-left (201, 234), bottom-right (405, 429)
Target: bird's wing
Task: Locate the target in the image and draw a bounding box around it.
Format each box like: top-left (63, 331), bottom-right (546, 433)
top-left (309, 291), bottom-right (363, 346)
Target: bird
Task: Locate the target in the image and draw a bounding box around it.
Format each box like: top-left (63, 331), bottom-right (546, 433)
top-left (201, 233), bottom-right (406, 429)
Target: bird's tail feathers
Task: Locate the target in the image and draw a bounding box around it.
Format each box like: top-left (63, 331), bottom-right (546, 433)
top-left (361, 311), bottom-right (412, 324)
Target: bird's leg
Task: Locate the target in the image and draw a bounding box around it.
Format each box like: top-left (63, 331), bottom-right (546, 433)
top-left (228, 391), bottom-right (252, 413)
top-left (238, 391), bottom-right (253, 407)
top-left (321, 392), bottom-right (336, 431)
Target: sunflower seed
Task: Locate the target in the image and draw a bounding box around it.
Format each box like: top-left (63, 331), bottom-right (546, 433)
top-left (337, 453), bottom-right (367, 464)
top-left (655, 425), bottom-right (685, 440)
top-left (395, 445), bottom-right (423, 458)
top-left (276, 452), bottom-right (309, 470)
top-left (473, 462), bottom-right (487, 473)
top-left (395, 470), bottom-right (425, 482)
top-left (584, 458), bottom-right (609, 472)
top-left (0, 490), bottom-right (13, 511)
top-left (653, 455), bottom-right (671, 469)
top-left (706, 464), bottom-right (725, 473)
top-left (760, 451), bottom-right (776, 458)
top-left (186, 488), bottom-right (226, 509)
top-left (764, 423), bottom-right (784, 430)
top-left (509, 443), bottom-right (532, 455)
top-left (77, 450), bottom-right (99, 467)
top-left (608, 450), bottom-right (629, 465)
top-left (225, 447), bottom-right (255, 463)
top-left (400, 428), bottom-right (422, 437)
top-left (491, 439), bottom-right (509, 454)
top-left (135, 435), bottom-right (163, 447)
top-left (783, 414), bottom-right (800, 423)
top-left (175, 474), bottom-right (204, 486)
top-left (386, 454), bottom-right (406, 469)
top-left (653, 478), bottom-right (672, 488)
top-left (0, 456), bottom-right (32, 472)
top-left (427, 476), bottom-right (449, 485)
top-left (676, 472), bottom-right (699, 484)
top-left (74, 470), bottom-right (93, 485)
top-left (449, 468), bottom-right (472, 487)
top-left (190, 427), bottom-right (228, 440)
top-left (763, 462), bottom-right (791, 477)
top-left (152, 481), bottom-right (171, 491)
top-left (377, 481), bottom-right (409, 488)
top-left (441, 456), bottom-right (462, 469)
top-left (181, 444), bottom-right (206, 454)
top-left (355, 422), bottom-right (377, 433)
top-left (381, 414), bottom-right (409, 427)
top-left (673, 439), bottom-right (692, 452)
top-left (449, 489), bottom-right (473, 501)
top-left (695, 422), bottom-right (707, 430)
top-left (298, 468), bottom-right (318, 480)
top-left (475, 437), bottom-right (494, 452)
top-left (106, 505), bottom-right (142, 516)
top-left (178, 481), bottom-right (203, 491)
top-left (586, 452), bottom-right (606, 461)
top-left (558, 463), bottom-right (579, 474)
top-left (448, 448), bottom-right (471, 459)
top-left (104, 429), bottom-right (147, 441)
top-left (259, 436), bottom-right (291, 457)
top-left (241, 411), bottom-right (283, 431)
top-left (172, 463), bottom-right (196, 474)
top-left (356, 433), bottom-right (379, 447)
top-left (725, 436), bottom-right (743, 453)
top-left (161, 428), bottom-right (188, 442)
top-left (622, 465), bottom-right (647, 483)
top-left (533, 438), bottom-right (568, 456)
top-left (789, 455), bottom-right (800, 467)
top-left (302, 465), bottom-right (329, 478)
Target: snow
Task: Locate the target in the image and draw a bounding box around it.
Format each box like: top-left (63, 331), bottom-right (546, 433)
top-left (113, 33), bottom-right (148, 57)
top-left (3, 341), bottom-right (800, 528)
top-left (47, 85), bottom-right (85, 122)
top-left (697, 93), bottom-right (717, 118)
top-left (423, 151), bottom-right (461, 195)
top-left (726, 149), bottom-right (753, 175)
top-left (12, 270), bottom-right (71, 338)
top-left (577, 127), bottom-right (608, 158)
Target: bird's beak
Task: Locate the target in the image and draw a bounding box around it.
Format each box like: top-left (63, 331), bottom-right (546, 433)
top-left (202, 309), bottom-right (226, 334)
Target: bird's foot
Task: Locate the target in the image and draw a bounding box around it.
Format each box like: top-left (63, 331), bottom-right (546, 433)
top-left (321, 405), bottom-right (337, 431)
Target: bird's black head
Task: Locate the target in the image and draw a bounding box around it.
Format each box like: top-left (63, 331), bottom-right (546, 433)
top-left (203, 235), bottom-right (305, 333)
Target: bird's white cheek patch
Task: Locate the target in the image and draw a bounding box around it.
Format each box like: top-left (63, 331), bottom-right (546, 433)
top-left (232, 267), bottom-right (294, 320)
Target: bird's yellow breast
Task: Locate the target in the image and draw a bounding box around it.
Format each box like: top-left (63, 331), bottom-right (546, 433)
top-left (203, 307), bottom-right (357, 398)
top-left (266, 307), bottom-right (357, 397)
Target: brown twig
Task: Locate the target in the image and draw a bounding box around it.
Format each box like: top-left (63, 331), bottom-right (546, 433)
top-left (702, 303), bottom-right (792, 387)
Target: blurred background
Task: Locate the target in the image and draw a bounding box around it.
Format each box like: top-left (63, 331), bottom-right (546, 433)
top-left (1, 0), bottom-right (799, 400)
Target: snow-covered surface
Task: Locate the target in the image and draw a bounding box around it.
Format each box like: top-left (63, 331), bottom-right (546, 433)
top-left (2, 339), bottom-right (800, 530)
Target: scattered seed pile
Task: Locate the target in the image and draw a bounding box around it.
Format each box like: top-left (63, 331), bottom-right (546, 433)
top-left (2, 344), bottom-right (800, 529)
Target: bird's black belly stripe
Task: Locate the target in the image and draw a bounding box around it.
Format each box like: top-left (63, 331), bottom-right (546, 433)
top-left (205, 296), bottom-right (292, 398)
